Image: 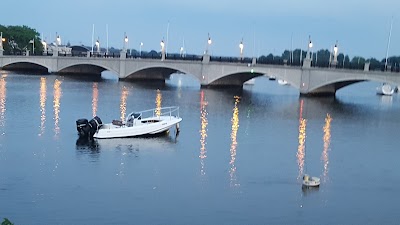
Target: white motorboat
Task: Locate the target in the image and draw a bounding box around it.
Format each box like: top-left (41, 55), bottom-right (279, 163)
top-left (302, 174), bottom-right (320, 188)
top-left (376, 84), bottom-right (394, 96)
top-left (76, 106), bottom-right (182, 139)
top-left (277, 79), bottom-right (288, 85)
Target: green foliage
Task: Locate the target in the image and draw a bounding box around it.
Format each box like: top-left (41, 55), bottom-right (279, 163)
top-left (1, 218), bottom-right (14, 225)
top-left (0, 24), bottom-right (43, 55)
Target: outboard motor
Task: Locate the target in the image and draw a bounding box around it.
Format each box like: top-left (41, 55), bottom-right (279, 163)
top-left (76, 116), bottom-right (102, 139)
top-left (76, 118), bottom-right (90, 137)
top-left (88, 116), bottom-right (102, 137)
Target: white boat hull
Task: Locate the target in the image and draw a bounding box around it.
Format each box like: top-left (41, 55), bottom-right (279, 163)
top-left (277, 79), bottom-right (288, 85)
top-left (94, 116), bottom-right (182, 139)
top-left (376, 84), bottom-right (394, 96)
top-left (302, 174), bottom-right (320, 188)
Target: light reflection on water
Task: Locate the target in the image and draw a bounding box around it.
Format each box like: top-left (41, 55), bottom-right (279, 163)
top-left (321, 113), bottom-right (332, 181)
top-left (53, 79), bottom-right (62, 137)
top-left (0, 74), bottom-right (6, 130)
top-left (297, 99), bottom-right (306, 180)
top-left (199, 90), bottom-right (208, 176)
top-left (229, 95), bottom-right (240, 187)
top-left (39, 77), bottom-right (47, 136)
top-left (155, 89), bottom-right (162, 116)
top-left (92, 82), bottom-right (98, 117)
top-left (119, 86), bottom-right (129, 121)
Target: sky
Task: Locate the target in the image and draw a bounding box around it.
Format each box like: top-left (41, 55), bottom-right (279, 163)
top-left (2, 0), bottom-right (400, 59)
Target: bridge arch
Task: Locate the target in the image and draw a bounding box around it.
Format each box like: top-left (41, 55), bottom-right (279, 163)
top-left (124, 65), bottom-right (201, 82)
top-left (58, 63), bottom-right (119, 76)
top-left (307, 75), bottom-right (399, 94)
top-left (206, 65), bottom-right (302, 88)
top-left (2, 61), bottom-right (50, 73)
top-left (208, 71), bottom-right (264, 86)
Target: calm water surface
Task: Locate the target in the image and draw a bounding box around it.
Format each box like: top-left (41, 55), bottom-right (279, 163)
top-left (0, 71), bottom-right (400, 225)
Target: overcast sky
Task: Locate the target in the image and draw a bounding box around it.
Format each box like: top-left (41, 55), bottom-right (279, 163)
top-left (2, 0), bottom-right (399, 59)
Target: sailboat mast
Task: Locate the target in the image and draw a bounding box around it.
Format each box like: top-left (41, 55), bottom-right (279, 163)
top-left (384, 17), bottom-right (393, 71)
top-left (91, 24), bottom-right (95, 54)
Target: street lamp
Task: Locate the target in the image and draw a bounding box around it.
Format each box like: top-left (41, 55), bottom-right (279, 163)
top-left (0, 32), bottom-right (4, 49)
top-left (307, 35), bottom-right (313, 60)
top-left (239, 38), bottom-right (244, 59)
top-left (124, 32), bottom-right (128, 51)
top-left (42, 40), bottom-right (47, 54)
top-left (160, 39), bottom-right (165, 53)
top-left (95, 39), bottom-right (100, 53)
top-left (140, 42), bottom-right (143, 57)
top-left (333, 41), bottom-right (338, 56)
top-left (29, 39), bottom-right (35, 55)
top-left (56, 35), bottom-right (61, 46)
top-left (332, 40), bottom-right (339, 67)
top-left (205, 33), bottom-right (212, 54)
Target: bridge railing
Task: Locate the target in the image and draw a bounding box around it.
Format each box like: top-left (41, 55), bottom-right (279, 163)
top-left (2, 51), bottom-right (400, 72)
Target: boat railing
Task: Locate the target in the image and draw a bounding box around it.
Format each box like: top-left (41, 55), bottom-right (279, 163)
top-left (131, 106), bottom-right (180, 121)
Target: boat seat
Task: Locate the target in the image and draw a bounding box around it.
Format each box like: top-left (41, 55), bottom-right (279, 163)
top-left (112, 120), bottom-right (123, 126)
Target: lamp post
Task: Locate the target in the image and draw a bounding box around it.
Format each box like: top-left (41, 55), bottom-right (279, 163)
top-left (0, 32), bottom-right (4, 56)
top-left (160, 39), bottom-right (165, 60)
top-left (333, 40), bottom-right (338, 67)
top-left (0, 32), bottom-right (3, 50)
top-left (239, 38), bottom-right (244, 60)
top-left (123, 32), bottom-right (128, 52)
top-left (95, 39), bottom-right (100, 54)
top-left (29, 39), bottom-right (35, 55)
top-left (56, 34), bottom-right (61, 46)
top-left (307, 35), bottom-right (313, 60)
top-left (140, 42), bottom-right (143, 57)
top-left (205, 33), bottom-right (212, 55)
top-left (42, 40), bottom-right (47, 54)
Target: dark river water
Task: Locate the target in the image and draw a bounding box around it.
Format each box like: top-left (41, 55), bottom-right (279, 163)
top-left (0, 71), bottom-right (400, 225)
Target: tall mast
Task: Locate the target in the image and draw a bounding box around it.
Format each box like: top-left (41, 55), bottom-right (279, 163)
top-left (91, 24), bottom-right (95, 54)
top-left (384, 17), bottom-right (393, 70)
top-left (106, 24), bottom-right (109, 55)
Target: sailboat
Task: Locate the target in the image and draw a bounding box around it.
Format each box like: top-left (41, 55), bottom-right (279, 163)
top-left (376, 83), bottom-right (394, 96)
top-left (376, 17), bottom-right (395, 96)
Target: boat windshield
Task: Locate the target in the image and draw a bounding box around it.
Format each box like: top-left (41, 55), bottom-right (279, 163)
top-left (126, 112), bottom-right (141, 123)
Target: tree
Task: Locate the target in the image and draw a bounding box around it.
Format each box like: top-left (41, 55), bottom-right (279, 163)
top-left (0, 24), bottom-right (43, 55)
top-left (1, 218), bottom-right (14, 225)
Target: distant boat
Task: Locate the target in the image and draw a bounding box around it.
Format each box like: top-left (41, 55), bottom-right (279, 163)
top-left (268, 75), bottom-right (276, 81)
top-left (302, 174), bottom-right (320, 188)
top-left (376, 84), bottom-right (394, 96)
top-left (277, 79), bottom-right (288, 85)
top-left (244, 78), bottom-right (255, 85)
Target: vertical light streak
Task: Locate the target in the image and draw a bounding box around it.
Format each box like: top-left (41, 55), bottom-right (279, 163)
top-left (199, 90), bottom-right (208, 176)
top-left (120, 86), bottom-right (128, 121)
top-left (39, 77), bottom-right (47, 136)
top-left (53, 79), bottom-right (62, 136)
top-left (92, 82), bottom-right (98, 117)
top-left (322, 113), bottom-right (332, 181)
top-left (155, 89), bottom-right (162, 117)
top-left (297, 99), bottom-right (306, 180)
top-left (0, 75), bottom-right (7, 130)
top-left (229, 96), bottom-right (240, 187)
